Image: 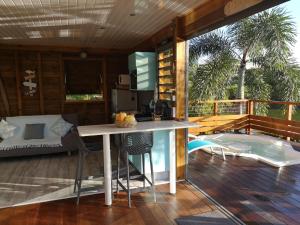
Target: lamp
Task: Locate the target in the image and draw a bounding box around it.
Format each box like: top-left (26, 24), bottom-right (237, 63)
top-left (80, 51), bottom-right (87, 59)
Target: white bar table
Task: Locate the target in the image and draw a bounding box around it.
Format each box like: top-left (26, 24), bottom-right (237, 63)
top-left (78, 120), bottom-right (198, 206)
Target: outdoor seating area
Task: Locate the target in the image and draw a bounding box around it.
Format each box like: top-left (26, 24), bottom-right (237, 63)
top-left (0, 0), bottom-right (299, 225)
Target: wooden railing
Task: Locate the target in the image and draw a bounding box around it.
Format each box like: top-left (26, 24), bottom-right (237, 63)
top-left (188, 99), bottom-right (300, 141)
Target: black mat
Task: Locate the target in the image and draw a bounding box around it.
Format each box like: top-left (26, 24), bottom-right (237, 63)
top-left (175, 210), bottom-right (237, 225)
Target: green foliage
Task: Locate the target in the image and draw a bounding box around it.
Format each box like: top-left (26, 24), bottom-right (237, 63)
top-left (189, 32), bottom-right (239, 100)
top-left (268, 63), bottom-right (300, 102)
top-left (189, 6), bottom-right (299, 107)
top-left (189, 52), bottom-right (238, 100)
top-left (66, 94), bottom-right (103, 101)
top-left (244, 68), bottom-right (271, 115)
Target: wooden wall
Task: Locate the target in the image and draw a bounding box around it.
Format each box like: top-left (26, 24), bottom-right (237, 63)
top-left (0, 49), bottom-right (128, 125)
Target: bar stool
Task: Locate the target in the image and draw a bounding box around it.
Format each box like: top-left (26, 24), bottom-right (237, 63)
top-left (116, 132), bottom-right (156, 208)
top-left (73, 131), bottom-right (102, 205)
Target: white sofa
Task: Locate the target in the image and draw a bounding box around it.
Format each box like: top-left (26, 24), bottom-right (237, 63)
top-left (0, 114), bottom-right (78, 158)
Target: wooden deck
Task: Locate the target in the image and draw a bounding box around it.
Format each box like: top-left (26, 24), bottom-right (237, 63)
top-left (0, 182), bottom-right (217, 225)
top-left (188, 151), bottom-right (300, 225)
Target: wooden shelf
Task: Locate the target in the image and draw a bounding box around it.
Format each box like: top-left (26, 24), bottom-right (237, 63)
top-left (158, 56), bottom-right (173, 62)
top-left (159, 75), bottom-right (174, 78)
top-left (158, 65), bottom-right (172, 70)
top-left (157, 44), bottom-right (175, 102)
top-left (159, 91), bottom-right (175, 95)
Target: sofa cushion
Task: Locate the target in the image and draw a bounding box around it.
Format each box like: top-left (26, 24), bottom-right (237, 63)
top-left (51, 117), bottom-right (73, 136)
top-left (24, 123), bottom-right (45, 140)
top-left (0, 119), bottom-right (16, 139)
top-left (6, 115), bottom-right (61, 139)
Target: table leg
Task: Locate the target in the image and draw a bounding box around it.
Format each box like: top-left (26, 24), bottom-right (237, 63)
top-left (169, 129), bottom-right (176, 194)
top-left (103, 134), bottom-right (112, 206)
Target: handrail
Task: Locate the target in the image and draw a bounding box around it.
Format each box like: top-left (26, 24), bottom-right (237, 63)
top-left (189, 99), bottom-right (300, 105)
top-left (189, 99), bottom-right (249, 104)
top-left (252, 100), bottom-right (300, 105)
top-left (188, 99), bottom-right (300, 140)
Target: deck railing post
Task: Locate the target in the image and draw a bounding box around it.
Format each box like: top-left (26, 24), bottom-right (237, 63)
top-left (213, 102), bottom-right (218, 116)
top-left (286, 103), bottom-right (293, 141)
top-left (246, 100), bottom-right (254, 135)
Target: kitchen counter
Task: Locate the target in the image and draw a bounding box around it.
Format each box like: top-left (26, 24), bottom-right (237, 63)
top-left (78, 120), bottom-right (199, 206)
top-left (78, 120), bottom-right (197, 136)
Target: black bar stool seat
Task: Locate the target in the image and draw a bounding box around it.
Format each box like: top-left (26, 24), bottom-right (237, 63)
top-left (116, 132), bottom-right (156, 208)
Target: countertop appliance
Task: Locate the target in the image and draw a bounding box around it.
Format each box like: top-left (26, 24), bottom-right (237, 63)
top-left (118, 74), bottom-right (130, 85)
top-left (134, 100), bottom-right (173, 122)
top-left (111, 89), bottom-right (137, 113)
top-left (155, 100), bottom-right (173, 120)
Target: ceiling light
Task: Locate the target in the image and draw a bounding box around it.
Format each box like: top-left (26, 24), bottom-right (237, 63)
top-left (80, 51), bottom-right (87, 59)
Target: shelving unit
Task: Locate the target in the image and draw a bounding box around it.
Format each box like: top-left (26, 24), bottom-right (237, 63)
top-left (157, 44), bottom-right (175, 104)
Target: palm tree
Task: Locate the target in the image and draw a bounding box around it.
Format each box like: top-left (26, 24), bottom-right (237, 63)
top-left (189, 7), bottom-right (299, 102)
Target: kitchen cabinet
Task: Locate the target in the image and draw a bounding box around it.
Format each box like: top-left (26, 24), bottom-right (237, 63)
top-left (128, 52), bottom-right (156, 91)
top-left (130, 130), bottom-right (170, 180)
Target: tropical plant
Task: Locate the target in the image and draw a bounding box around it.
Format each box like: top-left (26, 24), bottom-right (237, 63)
top-left (189, 7), bottom-right (300, 104)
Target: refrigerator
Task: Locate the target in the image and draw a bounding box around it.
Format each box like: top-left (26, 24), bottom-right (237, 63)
top-left (111, 89), bottom-right (137, 113)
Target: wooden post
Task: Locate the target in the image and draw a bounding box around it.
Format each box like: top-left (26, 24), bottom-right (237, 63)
top-left (37, 52), bottom-right (44, 114)
top-left (248, 100), bottom-right (254, 115)
top-left (174, 18), bottom-right (187, 180)
top-left (58, 53), bottom-right (65, 113)
top-left (0, 74), bottom-right (10, 116)
top-left (246, 100), bottom-right (254, 134)
top-left (102, 57), bottom-right (109, 123)
top-left (14, 52), bottom-right (22, 116)
top-left (286, 104), bottom-right (292, 141)
top-left (213, 102), bottom-right (218, 115)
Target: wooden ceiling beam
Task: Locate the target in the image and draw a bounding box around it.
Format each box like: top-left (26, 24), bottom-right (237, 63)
top-left (134, 0), bottom-right (288, 50)
top-left (180, 0), bottom-right (288, 39)
top-left (0, 44), bottom-right (130, 55)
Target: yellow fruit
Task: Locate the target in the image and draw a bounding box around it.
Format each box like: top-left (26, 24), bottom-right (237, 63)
top-left (116, 112), bottom-right (127, 122)
top-left (124, 114), bottom-right (136, 123)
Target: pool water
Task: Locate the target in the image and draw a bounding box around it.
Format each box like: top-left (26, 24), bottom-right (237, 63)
top-left (198, 133), bottom-right (300, 167)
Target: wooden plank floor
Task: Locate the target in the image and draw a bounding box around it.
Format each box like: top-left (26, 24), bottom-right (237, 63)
top-left (0, 152), bottom-right (104, 208)
top-left (0, 182), bottom-right (216, 225)
top-left (188, 151), bottom-right (300, 225)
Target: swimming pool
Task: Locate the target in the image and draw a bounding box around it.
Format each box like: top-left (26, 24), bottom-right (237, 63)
top-left (196, 133), bottom-right (300, 167)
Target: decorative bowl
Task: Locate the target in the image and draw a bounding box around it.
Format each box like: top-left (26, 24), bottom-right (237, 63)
top-left (115, 120), bottom-right (137, 128)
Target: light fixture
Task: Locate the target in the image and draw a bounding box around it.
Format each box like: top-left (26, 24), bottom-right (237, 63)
top-left (80, 51), bottom-right (87, 59)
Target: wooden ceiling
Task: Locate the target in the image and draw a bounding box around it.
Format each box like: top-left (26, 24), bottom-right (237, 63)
top-left (0, 0), bottom-right (208, 49)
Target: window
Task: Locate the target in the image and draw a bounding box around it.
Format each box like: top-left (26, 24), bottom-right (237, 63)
top-left (64, 60), bottom-right (103, 101)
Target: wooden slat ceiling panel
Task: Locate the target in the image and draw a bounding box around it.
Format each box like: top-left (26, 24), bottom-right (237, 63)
top-left (0, 0), bottom-right (208, 49)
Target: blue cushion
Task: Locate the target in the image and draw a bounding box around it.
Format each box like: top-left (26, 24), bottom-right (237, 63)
top-left (188, 140), bottom-right (221, 153)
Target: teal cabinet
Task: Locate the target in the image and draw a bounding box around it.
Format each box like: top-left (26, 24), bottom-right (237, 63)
top-left (128, 52), bottom-right (157, 91)
top-left (129, 130), bottom-right (170, 179)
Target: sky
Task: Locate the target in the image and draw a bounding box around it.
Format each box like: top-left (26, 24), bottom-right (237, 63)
top-left (281, 0), bottom-right (300, 64)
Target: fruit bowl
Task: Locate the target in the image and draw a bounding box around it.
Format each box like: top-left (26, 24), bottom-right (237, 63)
top-left (115, 120), bottom-right (137, 128)
top-left (114, 113), bottom-right (137, 128)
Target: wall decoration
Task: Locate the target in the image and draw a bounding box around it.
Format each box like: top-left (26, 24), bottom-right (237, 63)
top-left (23, 70), bottom-right (37, 96)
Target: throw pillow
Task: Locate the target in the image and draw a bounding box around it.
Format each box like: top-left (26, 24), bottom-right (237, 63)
top-left (24, 123), bottom-right (45, 140)
top-left (51, 117), bottom-right (73, 137)
top-left (0, 119), bottom-right (16, 139)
